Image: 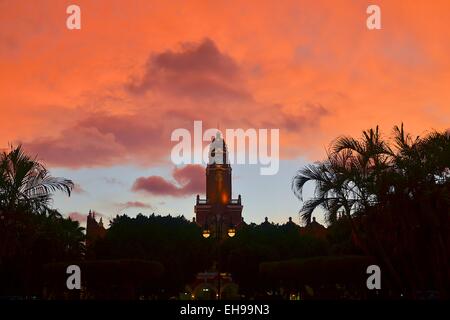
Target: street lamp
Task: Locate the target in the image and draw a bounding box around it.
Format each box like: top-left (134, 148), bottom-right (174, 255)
top-left (227, 225), bottom-right (236, 238)
top-left (202, 228), bottom-right (211, 238)
top-left (201, 214), bottom-right (236, 300)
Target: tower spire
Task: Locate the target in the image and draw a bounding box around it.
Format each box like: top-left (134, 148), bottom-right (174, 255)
top-left (208, 131), bottom-right (228, 165)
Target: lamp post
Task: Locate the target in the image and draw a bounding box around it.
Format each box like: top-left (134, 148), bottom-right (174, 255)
top-left (202, 209), bottom-right (236, 300)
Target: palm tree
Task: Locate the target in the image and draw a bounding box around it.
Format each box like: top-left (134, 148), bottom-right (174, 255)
top-left (292, 149), bottom-right (358, 224)
top-left (292, 126), bottom-right (392, 227)
top-left (0, 145), bottom-right (73, 214)
top-left (292, 124), bottom-right (450, 296)
top-left (0, 146), bottom-right (81, 296)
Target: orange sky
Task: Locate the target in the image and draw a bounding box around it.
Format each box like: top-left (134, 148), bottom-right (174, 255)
top-left (1, 0), bottom-right (449, 167)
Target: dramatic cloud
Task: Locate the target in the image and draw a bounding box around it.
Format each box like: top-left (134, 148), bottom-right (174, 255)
top-left (254, 102), bottom-right (329, 133)
top-left (132, 164), bottom-right (205, 197)
top-left (2, 0), bottom-right (449, 224)
top-left (19, 37), bottom-right (330, 168)
top-left (172, 164), bottom-right (206, 194)
top-left (23, 126), bottom-right (126, 168)
top-left (22, 113), bottom-right (169, 168)
top-left (4, 1), bottom-right (449, 172)
top-left (127, 38), bottom-right (250, 101)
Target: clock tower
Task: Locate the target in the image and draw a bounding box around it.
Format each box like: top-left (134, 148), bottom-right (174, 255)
top-left (195, 132), bottom-right (243, 231)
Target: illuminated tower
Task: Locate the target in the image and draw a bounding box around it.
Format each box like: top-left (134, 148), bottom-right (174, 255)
top-left (195, 132), bottom-right (243, 232)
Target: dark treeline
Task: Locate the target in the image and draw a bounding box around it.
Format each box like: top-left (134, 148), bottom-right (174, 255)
top-left (89, 214), bottom-right (343, 298)
top-left (0, 124), bottom-right (448, 299)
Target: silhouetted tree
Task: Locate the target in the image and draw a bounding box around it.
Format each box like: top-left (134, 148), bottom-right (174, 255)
top-left (92, 214), bottom-right (212, 297)
top-left (292, 124), bottom-right (450, 297)
top-left (0, 145), bottom-right (83, 297)
top-left (0, 145), bottom-right (73, 214)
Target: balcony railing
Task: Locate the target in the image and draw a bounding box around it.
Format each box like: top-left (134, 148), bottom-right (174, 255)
top-left (196, 198), bottom-right (208, 205)
top-left (230, 198), bottom-right (241, 205)
top-left (196, 195), bottom-right (242, 205)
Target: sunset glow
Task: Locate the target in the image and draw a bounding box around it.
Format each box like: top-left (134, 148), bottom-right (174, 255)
top-left (1, 0), bottom-right (449, 224)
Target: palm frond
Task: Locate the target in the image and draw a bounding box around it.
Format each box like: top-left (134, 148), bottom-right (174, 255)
top-left (299, 197), bottom-right (327, 224)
